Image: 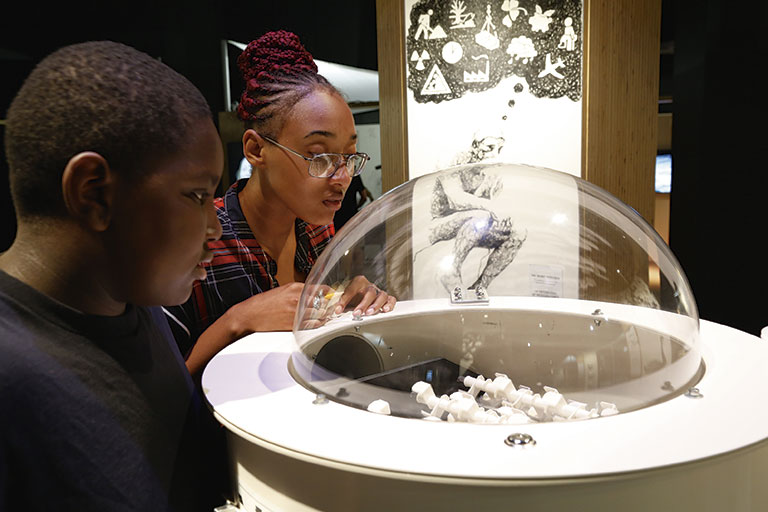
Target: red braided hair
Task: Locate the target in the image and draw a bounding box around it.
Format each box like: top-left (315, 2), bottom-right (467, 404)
top-left (236, 30), bottom-right (339, 134)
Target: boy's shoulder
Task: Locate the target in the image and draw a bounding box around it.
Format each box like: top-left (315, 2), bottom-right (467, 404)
top-left (0, 282), bottom-right (196, 510)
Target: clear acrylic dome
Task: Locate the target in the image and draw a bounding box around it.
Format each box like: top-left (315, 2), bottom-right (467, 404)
top-left (291, 163), bottom-right (701, 424)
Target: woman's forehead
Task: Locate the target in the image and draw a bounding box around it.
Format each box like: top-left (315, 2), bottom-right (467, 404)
top-left (281, 90), bottom-right (355, 141)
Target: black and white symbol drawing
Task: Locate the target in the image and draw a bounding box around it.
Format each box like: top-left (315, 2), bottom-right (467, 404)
top-left (528, 4), bottom-right (556, 32)
top-left (450, 0), bottom-right (476, 28)
top-left (538, 53), bottom-right (564, 78)
top-left (501, 0), bottom-right (528, 27)
top-left (475, 4), bottom-right (500, 50)
top-left (464, 54), bottom-right (490, 82)
top-left (411, 49), bottom-right (431, 70)
top-left (415, 9), bottom-right (434, 39)
top-left (431, 25), bottom-right (448, 39)
top-left (421, 63), bottom-right (452, 95)
top-left (422, 164), bottom-right (526, 293)
top-left (415, 8), bottom-right (448, 40)
top-left (442, 41), bottom-right (464, 64)
top-left (407, 0), bottom-right (582, 103)
top-left (558, 17), bottom-right (577, 51)
top-left (506, 35), bottom-right (537, 63)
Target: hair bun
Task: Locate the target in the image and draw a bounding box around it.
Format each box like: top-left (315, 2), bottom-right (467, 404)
top-left (237, 30), bottom-right (318, 82)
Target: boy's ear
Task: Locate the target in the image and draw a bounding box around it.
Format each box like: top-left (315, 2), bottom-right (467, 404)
top-left (242, 129), bottom-right (267, 168)
top-left (61, 152), bottom-right (115, 232)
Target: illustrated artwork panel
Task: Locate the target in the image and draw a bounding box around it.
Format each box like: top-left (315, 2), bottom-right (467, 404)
top-left (405, 0), bottom-right (583, 177)
top-left (410, 163), bottom-right (580, 300)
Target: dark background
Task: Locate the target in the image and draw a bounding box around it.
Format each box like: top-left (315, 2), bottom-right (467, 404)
top-left (668, 0), bottom-right (767, 336)
top-left (1, 0), bottom-right (766, 335)
top-left (0, 0), bottom-right (378, 255)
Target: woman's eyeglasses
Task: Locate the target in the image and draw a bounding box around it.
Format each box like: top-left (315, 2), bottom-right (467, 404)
top-left (260, 135), bottom-right (370, 178)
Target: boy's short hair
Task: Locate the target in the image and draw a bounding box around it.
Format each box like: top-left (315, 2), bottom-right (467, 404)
top-left (4, 40), bottom-right (212, 219)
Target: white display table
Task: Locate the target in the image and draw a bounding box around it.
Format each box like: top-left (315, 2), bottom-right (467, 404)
top-left (203, 309), bottom-right (768, 512)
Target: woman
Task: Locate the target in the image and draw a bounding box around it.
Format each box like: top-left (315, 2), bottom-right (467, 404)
top-left (166, 31), bottom-right (395, 375)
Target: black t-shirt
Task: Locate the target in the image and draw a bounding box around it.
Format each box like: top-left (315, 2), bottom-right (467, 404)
top-left (0, 270), bottom-right (225, 511)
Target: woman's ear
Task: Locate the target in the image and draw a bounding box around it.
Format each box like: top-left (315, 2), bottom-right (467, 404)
top-left (242, 129), bottom-right (267, 169)
top-left (61, 152), bottom-right (115, 232)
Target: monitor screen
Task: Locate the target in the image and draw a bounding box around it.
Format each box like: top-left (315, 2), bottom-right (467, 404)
top-left (655, 153), bottom-right (672, 193)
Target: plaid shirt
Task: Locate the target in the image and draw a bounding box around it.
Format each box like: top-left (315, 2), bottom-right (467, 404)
top-left (164, 179), bottom-right (334, 357)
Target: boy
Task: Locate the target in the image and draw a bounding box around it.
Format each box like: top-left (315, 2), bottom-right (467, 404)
top-left (1, 41), bottom-right (225, 510)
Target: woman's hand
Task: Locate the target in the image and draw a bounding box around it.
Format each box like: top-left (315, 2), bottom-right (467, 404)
top-left (229, 282), bottom-right (305, 333)
top-left (332, 275), bottom-right (396, 317)
top-left (185, 282), bottom-right (307, 376)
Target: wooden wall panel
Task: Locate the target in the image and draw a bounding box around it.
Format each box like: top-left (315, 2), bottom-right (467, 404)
top-left (582, 0), bottom-right (661, 224)
top-left (580, 0), bottom-right (661, 302)
top-left (376, 0), bottom-right (413, 295)
top-left (375, 0), bottom-right (409, 194)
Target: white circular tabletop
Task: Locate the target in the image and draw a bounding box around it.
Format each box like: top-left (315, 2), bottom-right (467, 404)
top-left (203, 303), bottom-right (768, 480)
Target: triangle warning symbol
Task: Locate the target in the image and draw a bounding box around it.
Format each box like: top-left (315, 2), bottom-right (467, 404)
top-left (421, 63), bottom-right (451, 96)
